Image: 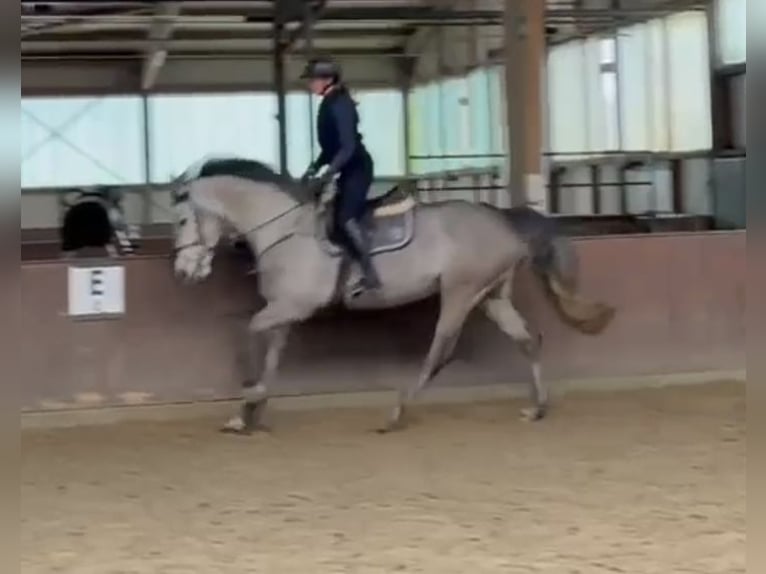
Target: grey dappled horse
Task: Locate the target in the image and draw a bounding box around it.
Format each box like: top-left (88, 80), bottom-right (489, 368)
top-left (171, 158), bottom-right (615, 433)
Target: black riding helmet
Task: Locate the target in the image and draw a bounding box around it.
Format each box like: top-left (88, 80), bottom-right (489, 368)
top-left (300, 58), bottom-right (342, 82)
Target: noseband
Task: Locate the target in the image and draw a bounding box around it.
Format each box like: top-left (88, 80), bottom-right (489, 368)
top-left (173, 208), bottom-right (212, 255)
top-left (172, 191), bottom-right (215, 279)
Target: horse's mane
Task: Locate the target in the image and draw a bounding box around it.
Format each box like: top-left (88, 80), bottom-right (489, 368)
top-left (177, 156), bottom-right (310, 204)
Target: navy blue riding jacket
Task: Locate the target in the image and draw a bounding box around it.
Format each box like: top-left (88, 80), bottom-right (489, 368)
top-left (312, 86), bottom-right (368, 174)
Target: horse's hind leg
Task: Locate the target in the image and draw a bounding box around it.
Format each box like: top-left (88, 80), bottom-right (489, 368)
top-left (380, 288), bottom-right (476, 433)
top-left (379, 330), bottom-right (455, 433)
top-left (482, 290), bottom-right (547, 422)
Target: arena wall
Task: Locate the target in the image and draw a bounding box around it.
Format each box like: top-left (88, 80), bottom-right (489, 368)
top-left (20, 231), bottom-right (745, 412)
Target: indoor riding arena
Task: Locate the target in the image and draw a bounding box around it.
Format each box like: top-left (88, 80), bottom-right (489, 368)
top-left (21, 1), bottom-right (745, 573)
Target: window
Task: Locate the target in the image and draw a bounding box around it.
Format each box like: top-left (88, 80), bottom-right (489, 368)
top-left (666, 11), bottom-right (712, 151)
top-left (148, 93), bottom-right (278, 182)
top-left (717, 0), bottom-right (746, 65)
top-left (355, 89), bottom-right (405, 177)
top-left (548, 10), bottom-right (712, 156)
top-left (584, 36), bottom-right (620, 152)
top-left (599, 37), bottom-right (616, 64)
top-left (617, 23), bottom-right (651, 151)
top-left (440, 76), bottom-right (471, 170)
top-left (616, 12), bottom-right (711, 152)
top-left (547, 41), bottom-right (589, 155)
top-left (285, 92), bottom-right (314, 178)
top-left (407, 85), bottom-right (423, 175)
top-left (599, 37), bottom-right (620, 149)
top-left (645, 19), bottom-right (671, 151)
top-left (21, 96), bottom-right (145, 188)
top-left (548, 37), bottom-right (622, 155)
top-left (487, 66), bottom-right (506, 161)
top-left (407, 84), bottom-right (443, 175)
top-left (408, 68), bottom-right (504, 175)
top-left (423, 82), bottom-right (444, 174)
top-left (467, 68), bottom-right (493, 168)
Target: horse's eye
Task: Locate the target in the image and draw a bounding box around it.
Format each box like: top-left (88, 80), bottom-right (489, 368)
top-left (179, 217), bottom-right (188, 227)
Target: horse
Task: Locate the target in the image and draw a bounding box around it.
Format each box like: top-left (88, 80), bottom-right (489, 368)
top-left (171, 157), bottom-right (616, 434)
top-left (60, 186), bottom-right (135, 258)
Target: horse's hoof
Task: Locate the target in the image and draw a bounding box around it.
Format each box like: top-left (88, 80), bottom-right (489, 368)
top-left (220, 416), bottom-right (246, 434)
top-left (219, 415), bottom-right (271, 435)
top-left (376, 418), bottom-right (409, 434)
top-left (520, 407), bottom-right (546, 422)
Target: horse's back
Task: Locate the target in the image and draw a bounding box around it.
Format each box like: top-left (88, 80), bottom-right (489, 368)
top-left (413, 199), bottom-right (531, 266)
top-left (418, 199), bottom-right (549, 239)
top-left (415, 198), bottom-right (514, 232)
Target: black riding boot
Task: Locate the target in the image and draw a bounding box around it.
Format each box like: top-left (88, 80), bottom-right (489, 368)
top-left (342, 219), bottom-right (382, 296)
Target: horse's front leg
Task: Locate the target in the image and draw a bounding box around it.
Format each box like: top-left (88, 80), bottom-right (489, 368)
top-left (222, 302), bottom-right (297, 435)
top-left (241, 325), bottom-right (290, 431)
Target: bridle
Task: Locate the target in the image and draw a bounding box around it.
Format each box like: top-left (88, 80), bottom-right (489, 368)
top-left (172, 190), bottom-right (213, 256)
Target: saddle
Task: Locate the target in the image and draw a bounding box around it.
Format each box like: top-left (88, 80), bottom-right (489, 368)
top-left (317, 185), bottom-right (416, 257)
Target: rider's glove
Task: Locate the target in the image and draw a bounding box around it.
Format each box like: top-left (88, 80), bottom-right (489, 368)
top-left (300, 165), bottom-right (317, 186)
top-left (308, 171), bottom-right (334, 198)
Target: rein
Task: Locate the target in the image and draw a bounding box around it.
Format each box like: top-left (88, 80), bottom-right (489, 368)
top-left (174, 200), bottom-right (304, 257)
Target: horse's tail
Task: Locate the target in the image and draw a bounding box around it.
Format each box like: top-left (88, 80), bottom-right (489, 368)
top-left (507, 206), bottom-right (616, 335)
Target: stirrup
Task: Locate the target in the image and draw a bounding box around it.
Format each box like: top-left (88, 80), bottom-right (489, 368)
top-left (349, 274), bottom-right (381, 298)
top-left (350, 279), bottom-right (366, 298)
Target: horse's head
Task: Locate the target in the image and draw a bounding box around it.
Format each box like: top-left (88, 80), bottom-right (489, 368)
top-left (171, 182), bottom-right (221, 283)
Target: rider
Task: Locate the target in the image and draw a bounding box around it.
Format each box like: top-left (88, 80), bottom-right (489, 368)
top-left (300, 57), bottom-right (382, 296)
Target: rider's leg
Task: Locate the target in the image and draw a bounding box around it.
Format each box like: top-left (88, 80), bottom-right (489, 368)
top-left (336, 164), bottom-right (381, 294)
top-left (342, 219), bottom-right (381, 290)
top-left (330, 188), bottom-right (352, 248)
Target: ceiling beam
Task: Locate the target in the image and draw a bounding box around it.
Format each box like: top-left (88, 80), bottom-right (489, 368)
top-left (245, 6), bottom-right (503, 25)
top-left (401, 25), bottom-right (437, 58)
top-left (22, 27), bottom-right (411, 45)
top-left (284, 0), bottom-right (328, 51)
top-left (22, 39), bottom-right (406, 55)
top-left (21, 5), bottom-right (154, 38)
top-left (21, 47), bottom-right (408, 64)
top-left (141, 2), bottom-right (180, 91)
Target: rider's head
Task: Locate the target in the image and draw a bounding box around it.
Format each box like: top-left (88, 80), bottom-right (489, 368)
top-left (301, 58), bottom-right (341, 96)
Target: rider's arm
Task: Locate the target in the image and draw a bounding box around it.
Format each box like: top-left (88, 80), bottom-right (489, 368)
top-left (310, 150), bottom-right (329, 172)
top-left (326, 96), bottom-right (358, 175)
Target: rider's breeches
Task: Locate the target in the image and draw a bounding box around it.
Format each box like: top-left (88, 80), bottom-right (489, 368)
top-left (334, 153), bottom-right (373, 223)
top-left (332, 154), bottom-right (373, 255)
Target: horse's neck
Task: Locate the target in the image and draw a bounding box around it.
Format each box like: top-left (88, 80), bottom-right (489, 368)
top-left (225, 183), bottom-right (303, 257)
top-left (295, 203), bottom-right (319, 235)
